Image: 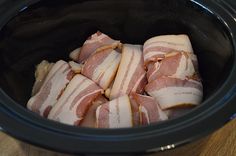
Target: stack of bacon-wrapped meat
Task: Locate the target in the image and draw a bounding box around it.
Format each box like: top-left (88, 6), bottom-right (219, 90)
top-left (27, 31), bottom-right (203, 128)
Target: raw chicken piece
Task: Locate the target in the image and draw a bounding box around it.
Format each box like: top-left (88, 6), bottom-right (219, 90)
top-left (32, 60), bottom-right (54, 96)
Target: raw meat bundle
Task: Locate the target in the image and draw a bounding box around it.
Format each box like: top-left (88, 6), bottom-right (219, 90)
top-left (27, 60), bottom-right (74, 117)
top-left (82, 48), bottom-right (121, 90)
top-left (110, 44), bottom-right (147, 100)
top-left (77, 31), bottom-right (121, 63)
top-left (80, 95), bottom-right (108, 128)
top-left (145, 77), bottom-right (203, 109)
top-left (143, 34), bottom-right (193, 65)
top-left (131, 93), bottom-right (168, 125)
top-left (48, 74), bottom-right (103, 125)
top-left (96, 95), bottom-right (132, 128)
top-left (147, 52), bottom-right (197, 82)
top-left (144, 35), bottom-right (202, 110)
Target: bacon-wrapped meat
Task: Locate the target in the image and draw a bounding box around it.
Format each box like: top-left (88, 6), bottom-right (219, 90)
top-left (145, 77), bottom-right (203, 110)
top-left (80, 95), bottom-right (108, 128)
top-left (143, 34), bottom-right (193, 65)
top-left (96, 95), bottom-right (132, 128)
top-left (48, 74), bottom-right (103, 126)
top-left (132, 93), bottom-right (168, 125)
top-left (110, 44), bottom-right (147, 100)
top-left (81, 48), bottom-right (121, 90)
top-left (78, 31), bottom-right (121, 63)
top-left (147, 52), bottom-right (197, 82)
top-left (27, 60), bottom-right (74, 117)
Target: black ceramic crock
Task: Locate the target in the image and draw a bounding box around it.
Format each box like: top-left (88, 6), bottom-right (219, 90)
top-left (0, 0), bottom-right (236, 155)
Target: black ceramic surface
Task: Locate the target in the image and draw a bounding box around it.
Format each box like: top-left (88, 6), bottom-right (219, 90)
top-left (0, 0), bottom-right (236, 154)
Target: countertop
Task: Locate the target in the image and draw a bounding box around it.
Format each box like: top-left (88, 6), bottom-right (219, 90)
top-left (0, 119), bottom-right (236, 156)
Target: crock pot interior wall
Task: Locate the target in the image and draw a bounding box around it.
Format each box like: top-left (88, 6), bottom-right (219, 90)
top-left (0, 0), bottom-right (233, 107)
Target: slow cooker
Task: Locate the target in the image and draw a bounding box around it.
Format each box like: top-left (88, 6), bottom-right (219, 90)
top-left (0, 0), bottom-right (236, 155)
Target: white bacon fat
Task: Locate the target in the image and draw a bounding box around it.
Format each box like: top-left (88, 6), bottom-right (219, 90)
top-left (78, 31), bottom-right (121, 63)
top-left (145, 77), bottom-right (203, 110)
top-left (110, 44), bottom-right (147, 100)
top-left (27, 60), bottom-right (74, 117)
top-left (48, 74), bottom-right (103, 126)
top-left (96, 95), bottom-right (132, 128)
top-left (81, 48), bottom-right (121, 90)
top-left (143, 34), bottom-right (193, 65)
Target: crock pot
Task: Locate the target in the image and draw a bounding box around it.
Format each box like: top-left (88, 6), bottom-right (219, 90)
top-left (0, 0), bottom-right (236, 155)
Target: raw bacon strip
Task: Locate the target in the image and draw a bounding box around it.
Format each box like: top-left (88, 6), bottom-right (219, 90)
top-left (78, 31), bottom-right (121, 63)
top-left (48, 74), bottom-right (103, 126)
top-left (145, 77), bottom-right (203, 110)
top-left (27, 60), bottom-right (74, 117)
top-left (147, 52), bottom-right (196, 82)
top-left (129, 95), bottom-right (141, 126)
top-left (32, 60), bottom-right (54, 96)
top-left (81, 48), bottom-right (121, 90)
top-left (80, 95), bottom-right (108, 128)
top-left (110, 44), bottom-right (147, 100)
top-left (132, 93), bottom-right (168, 125)
top-left (143, 34), bottom-right (193, 65)
top-left (96, 95), bottom-right (132, 128)
top-left (146, 61), bottom-right (160, 83)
